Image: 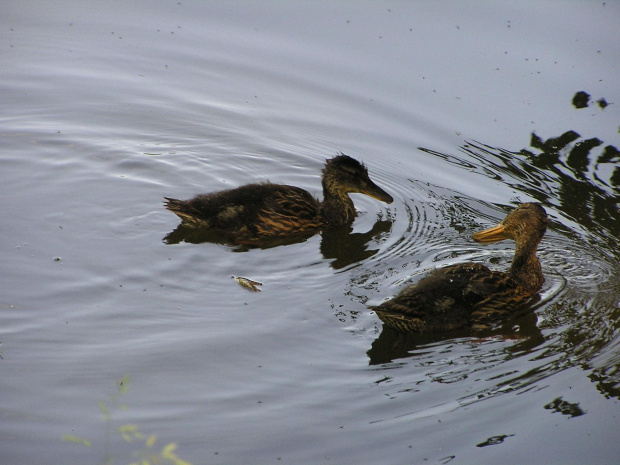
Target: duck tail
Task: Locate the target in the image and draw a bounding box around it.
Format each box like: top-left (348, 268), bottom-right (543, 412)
top-left (164, 197), bottom-right (204, 225)
top-left (163, 197), bottom-right (186, 213)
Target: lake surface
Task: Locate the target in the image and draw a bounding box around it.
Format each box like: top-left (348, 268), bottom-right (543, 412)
top-left (2, 2), bottom-right (619, 464)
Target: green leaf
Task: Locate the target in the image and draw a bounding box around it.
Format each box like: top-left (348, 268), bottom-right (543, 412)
top-left (173, 458), bottom-right (192, 465)
top-left (118, 374), bottom-right (131, 395)
top-left (171, 457), bottom-right (192, 465)
top-left (161, 443), bottom-right (178, 457)
top-left (161, 443), bottom-right (193, 465)
top-left (119, 424), bottom-right (140, 442)
top-left (62, 435), bottom-right (92, 447)
top-left (119, 424), bottom-right (139, 433)
top-left (98, 401), bottom-right (108, 415)
top-left (146, 434), bottom-right (157, 448)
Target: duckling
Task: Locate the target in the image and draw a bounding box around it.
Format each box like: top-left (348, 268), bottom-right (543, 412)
top-left (374, 203), bottom-right (548, 333)
top-left (164, 154), bottom-right (393, 244)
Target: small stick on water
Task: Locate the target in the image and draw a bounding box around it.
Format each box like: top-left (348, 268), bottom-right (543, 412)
top-left (232, 276), bottom-right (262, 292)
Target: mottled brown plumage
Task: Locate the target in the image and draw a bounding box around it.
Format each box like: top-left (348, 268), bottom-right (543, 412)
top-left (164, 154), bottom-right (393, 244)
top-left (375, 203), bottom-right (548, 333)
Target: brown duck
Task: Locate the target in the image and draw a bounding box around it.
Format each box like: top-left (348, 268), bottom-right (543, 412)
top-left (374, 203), bottom-right (548, 333)
top-left (164, 154), bottom-right (393, 244)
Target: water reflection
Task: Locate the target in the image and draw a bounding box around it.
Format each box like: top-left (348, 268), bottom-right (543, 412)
top-left (524, 131), bottom-right (619, 244)
top-left (476, 434), bottom-right (515, 448)
top-left (571, 90), bottom-right (610, 110)
top-left (544, 396), bottom-right (586, 418)
top-left (367, 307), bottom-right (543, 365)
top-left (459, 132), bottom-right (619, 249)
top-left (320, 219), bottom-right (392, 269)
top-left (164, 216), bottom-right (393, 269)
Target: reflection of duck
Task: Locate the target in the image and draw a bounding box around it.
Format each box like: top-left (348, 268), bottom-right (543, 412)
top-left (374, 203), bottom-right (548, 333)
top-left (320, 219), bottom-right (393, 269)
top-left (164, 154), bottom-right (393, 244)
top-left (368, 309), bottom-right (543, 365)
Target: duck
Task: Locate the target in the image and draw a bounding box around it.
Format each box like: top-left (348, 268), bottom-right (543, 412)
top-left (164, 154), bottom-right (393, 244)
top-left (374, 203), bottom-right (548, 333)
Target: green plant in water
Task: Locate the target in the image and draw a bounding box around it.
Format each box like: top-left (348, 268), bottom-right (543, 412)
top-left (62, 375), bottom-right (192, 465)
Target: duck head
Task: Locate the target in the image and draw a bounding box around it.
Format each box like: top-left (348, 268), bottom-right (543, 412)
top-left (322, 154), bottom-right (393, 204)
top-left (472, 203), bottom-right (547, 246)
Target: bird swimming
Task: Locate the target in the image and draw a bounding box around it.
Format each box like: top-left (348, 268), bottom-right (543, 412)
top-left (164, 154), bottom-right (393, 244)
top-left (374, 203), bottom-right (548, 333)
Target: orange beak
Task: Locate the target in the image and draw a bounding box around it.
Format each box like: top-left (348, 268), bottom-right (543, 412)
top-left (472, 224), bottom-right (508, 243)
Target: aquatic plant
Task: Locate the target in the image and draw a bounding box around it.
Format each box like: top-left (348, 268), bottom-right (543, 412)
top-left (63, 375), bottom-right (192, 465)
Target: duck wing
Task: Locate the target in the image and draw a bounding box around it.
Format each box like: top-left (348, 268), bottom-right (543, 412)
top-left (253, 185), bottom-right (322, 236)
top-left (164, 183), bottom-right (318, 231)
top-left (375, 263), bottom-right (532, 333)
top-left (374, 263), bottom-right (487, 332)
top-left (466, 270), bottom-right (533, 331)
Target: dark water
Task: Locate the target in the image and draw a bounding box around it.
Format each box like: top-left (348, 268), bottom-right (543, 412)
top-left (2, 2), bottom-right (619, 464)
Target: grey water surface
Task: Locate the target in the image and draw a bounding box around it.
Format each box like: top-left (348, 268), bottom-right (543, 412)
top-left (2, 2), bottom-right (619, 464)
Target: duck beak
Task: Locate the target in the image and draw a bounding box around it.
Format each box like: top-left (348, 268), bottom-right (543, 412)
top-left (472, 223), bottom-right (508, 243)
top-left (362, 180), bottom-right (394, 204)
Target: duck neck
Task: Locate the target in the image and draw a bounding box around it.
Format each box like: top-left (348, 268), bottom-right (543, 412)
top-left (319, 186), bottom-right (355, 228)
top-left (509, 240), bottom-right (544, 294)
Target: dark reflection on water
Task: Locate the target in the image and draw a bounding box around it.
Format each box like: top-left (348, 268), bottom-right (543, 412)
top-left (476, 434), bottom-right (515, 448)
top-left (544, 396), bottom-right (586, 418)
top-left (368, 305), bottom-right (543, 365)
top-left (525, 132), bottom-right (620, 242)
top-left (457, 133), bottom-right (619, 247)
top-left (320, 218), bottom-right (392, 270)
top-left (164, 216), bottom-right (393, 269)
top-left (571, 90), bottom-right (610, 110)
top-left (163, 222), bottom-right (316, 249)
top-left (572, 91), bottom-right (591, 109)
